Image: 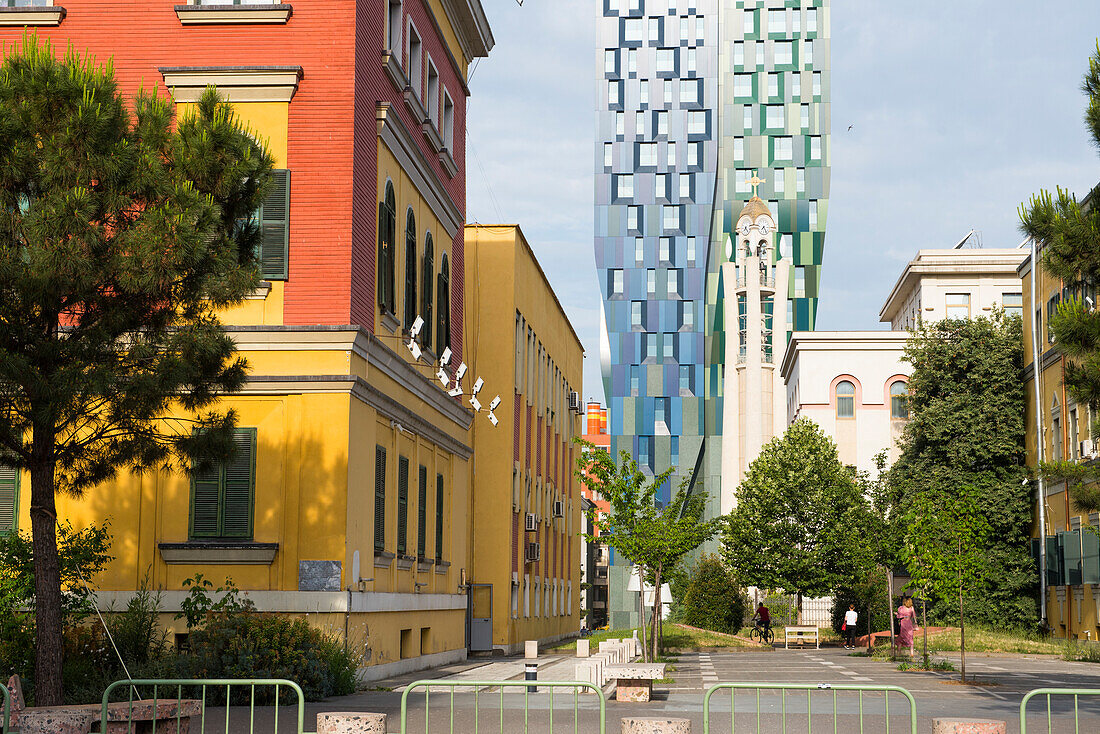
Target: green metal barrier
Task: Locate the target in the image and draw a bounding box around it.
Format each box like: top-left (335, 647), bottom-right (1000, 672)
top-left (702, 682), bottom-right (918, 734)
top-left (399, 679), bottom-right (606, 734)
top-left (1, 679), bottom-right (10, 734)
top-left (1020, 687), bottom-right (1100, 733)
top-left (97, 678), bottom-right (309, 734)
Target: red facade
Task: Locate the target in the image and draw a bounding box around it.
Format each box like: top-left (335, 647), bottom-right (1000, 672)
top-left (2, 1), bottom-right (468, 347)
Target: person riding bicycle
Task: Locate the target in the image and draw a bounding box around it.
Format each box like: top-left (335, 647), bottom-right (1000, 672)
top-left (752, 602), bottom-right (771, 635)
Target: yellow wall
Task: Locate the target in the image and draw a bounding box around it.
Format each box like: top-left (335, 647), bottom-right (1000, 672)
top-left (465, 225), bottom-right (584, 649)
top-left (1023, 250), bottom-right (1100, 640)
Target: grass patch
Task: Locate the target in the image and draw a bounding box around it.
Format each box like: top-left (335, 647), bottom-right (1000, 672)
top-left (897, 657), bottom-right (955, 672)
top-left (549, 628), bottom-right (639, 652)
top-left (923, 627), bottom-right (1062, 655)
top-left (663, 624), bottom-right (757, 650)
top-left (1063, 640), bottom-right (1100, 663)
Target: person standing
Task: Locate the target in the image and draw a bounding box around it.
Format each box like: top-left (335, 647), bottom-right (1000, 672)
top-left (843, 604), bottom-right (858, 649)
top-left (895, 596), bottom-right (916, 657)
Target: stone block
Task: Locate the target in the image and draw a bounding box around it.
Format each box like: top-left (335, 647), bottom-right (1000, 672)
top-left (316, 712), bottom-right (387, 734)
top-left (577, 638), bottom-right (591, 657)
top-left (931, 719), bottom-right (1006, 734)
top-left (574, 661), bottom-right (597, 685)
top-left (616, 679), bottom-right (654, 703)
top-left (525, 640), bottom-right (539, 659)
top-left (621, 717), bottom-right (691, 734)
top-left (6, 675), bottom-right (24, 712)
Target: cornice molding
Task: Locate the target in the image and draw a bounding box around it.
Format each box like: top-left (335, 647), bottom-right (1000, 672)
top-left (0, 6), bottom-right (65, 26)
top-left (174, 4), bottom-right (292, 25)
top-left (159, 66), bottom-right (303, 103)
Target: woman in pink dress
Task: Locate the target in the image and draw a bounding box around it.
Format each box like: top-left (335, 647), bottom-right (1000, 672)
top-left (895, 596), bottom-right (917, 657)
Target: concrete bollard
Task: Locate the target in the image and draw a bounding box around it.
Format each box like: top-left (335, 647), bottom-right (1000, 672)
top-left (621, 717), bottom-right (691, 734)
top-left (931, 719), bottom-right (1006, 734)
top-left (577, 638), bottom-right (591, 657)
top-left (525, 639), bottom-right (539, 659)
top-left (316, 712), bottom-right (387, 734)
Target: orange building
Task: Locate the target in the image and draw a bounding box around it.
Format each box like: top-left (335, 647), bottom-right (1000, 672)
top-left (580, 402), bottom-right (610, 627)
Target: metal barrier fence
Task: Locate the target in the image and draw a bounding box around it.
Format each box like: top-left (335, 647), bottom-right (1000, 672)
top-left (702, 682), bottom-right (918, 734)
top-left (1, 680), bottom-right (9, 734)
top-left (399, 679), bottom-right (606, 734)
top-left (1020, 687), bottom-right (1100, 734)
top-left (96, 678), bottom-right (309, 734)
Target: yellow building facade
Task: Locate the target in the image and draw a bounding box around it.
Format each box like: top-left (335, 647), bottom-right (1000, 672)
top-left (1020, 204), bottom-right (1100, 640)
top-left (0, 0), bottom-right (495, 682)
top-left (464, 225), bottom-right (585, 652)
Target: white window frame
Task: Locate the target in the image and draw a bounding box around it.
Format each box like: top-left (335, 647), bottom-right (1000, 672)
top-left (407, 19), bottom-right (424, 99)
top-left (386, 0), bottom-right (403, 55)
top-left (442, 90), bottom-right (454, 149)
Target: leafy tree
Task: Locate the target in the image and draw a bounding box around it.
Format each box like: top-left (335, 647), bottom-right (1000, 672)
top-left (1020, 42), bottom-right (1100, 514)
top-left (0, 39), bottom-right (272, 703)
top-left (576, 440), bottom-right (721, 660)
top-left (723, 419), bottom-right (875, 616)
top-left (887, 314), bottom-right (1035, 628)
top-left (677, 554), bottom-right (750, 634)
top-left (902, 481), bottom-right (989, 682)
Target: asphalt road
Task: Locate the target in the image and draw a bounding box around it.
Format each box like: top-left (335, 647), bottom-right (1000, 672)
top-left (213, 645), bottom-right (1100, 733)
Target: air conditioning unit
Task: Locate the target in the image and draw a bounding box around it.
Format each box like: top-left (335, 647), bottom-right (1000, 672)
top-left (525, 512), bottom-right (537, 532)
top-left (525, 542), bottom-right (541, 563)
top-left (1081, 439), bottom-right (1096, 459)
top-left (553, 500), bottom-right (564, 518)
top-left (568, 391), bottom-right (581, 412)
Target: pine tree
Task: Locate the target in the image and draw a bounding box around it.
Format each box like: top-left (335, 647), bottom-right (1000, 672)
top-left (1020, 42), bottom-right (1100, 513)
top-left (0, 38), bottom-right (272, 703)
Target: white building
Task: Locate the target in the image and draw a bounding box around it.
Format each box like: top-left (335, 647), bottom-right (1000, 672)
top-left (780, 331), bottom-right (910, 474)
top-left (879, 247), bottom-right (1028, 330)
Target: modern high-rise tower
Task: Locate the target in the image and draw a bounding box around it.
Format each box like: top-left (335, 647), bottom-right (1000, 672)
top-left (595, 0), bottom-right (830, 628)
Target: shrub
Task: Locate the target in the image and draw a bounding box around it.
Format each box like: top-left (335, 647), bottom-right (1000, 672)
top-left (184, 614), bottom-right (358, 701)
top-left (831, 566), bottom-right (892, 636)
top-left (677, 555), bottom-right (749, 635)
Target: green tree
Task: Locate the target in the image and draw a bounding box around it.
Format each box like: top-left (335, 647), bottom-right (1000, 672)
top-left (677, 555), bottom-right (749, 635)
top-left (723, 419), bottom-right (876, 617)
top-left (0, 39), bottom-right (272, 703)
top-left (576, 440), bottom-right (721, 660)
top-left (1020, 42), bottom-right (1100, 514)
top-left (887, 313), bottom-right (1035, 628)
top-left (902, 481), bottom-right (989, 682)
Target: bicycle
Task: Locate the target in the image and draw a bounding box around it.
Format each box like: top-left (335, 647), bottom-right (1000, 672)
top-left (749, 623), bottom-right (774, 644)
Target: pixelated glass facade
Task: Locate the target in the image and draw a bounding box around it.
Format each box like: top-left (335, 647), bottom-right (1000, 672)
top-left (595, 0), bottom-right (829, 628)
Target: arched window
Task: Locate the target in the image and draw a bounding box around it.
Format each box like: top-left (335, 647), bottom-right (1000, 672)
top-left (420, 233), bottom-right (434, 348)
top-left (836, 380), bottom-right (855, 418)
top-left (436, 252), bottom-right (450, 356)
top-left (890, 381), bottom-right (909, 420)
top-left (377, 183), bottom-right (396, 315)
top-left (403, 209), bottom-right (417, 330)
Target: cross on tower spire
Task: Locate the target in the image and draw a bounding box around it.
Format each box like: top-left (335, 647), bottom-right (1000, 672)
top-left (747, 171), bottom-right (766, 197)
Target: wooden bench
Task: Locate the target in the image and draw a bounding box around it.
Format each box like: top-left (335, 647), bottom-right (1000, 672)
top-left (605, 662), bottom-right (666, 702)
top-left (784, 625), bottom-right (820, 650)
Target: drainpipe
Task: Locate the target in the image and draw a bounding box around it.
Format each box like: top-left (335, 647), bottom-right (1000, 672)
top-left (1030, 237), bottom-right (1047, 625)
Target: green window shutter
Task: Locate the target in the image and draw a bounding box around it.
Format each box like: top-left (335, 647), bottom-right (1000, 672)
top-left (222, 429), bottom-right (256, 539)
top-left (417, 465), bottom-right (427, 558)
top-left (0, 464), bottom-right (18, 535)
top-left (260, 169), bottom-right (290, 280)
top-left (435, 474), bottom-right (444, 562)
top-left (1063, 530), bottom-right (1084, 586)
top-left (374, 446), bottom-right (387, 552)
top-left (190, 457), bottom-right (222, 539)
top-left (1083, 529), bottom-right (1100, 586)
top-left (397, 456), bottom-right (409, 555)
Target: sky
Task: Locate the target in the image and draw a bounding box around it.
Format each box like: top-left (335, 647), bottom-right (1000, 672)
top-left (465, 0), bottom-right (1100, 406)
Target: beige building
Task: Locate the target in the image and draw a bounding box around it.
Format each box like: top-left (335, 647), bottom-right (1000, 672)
top-left (780, 332), bottom-right (910, 473)
top-left (879, 247), bottom-right (1028, 330)
top-left (720, 195), bottom-right (791, 509)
